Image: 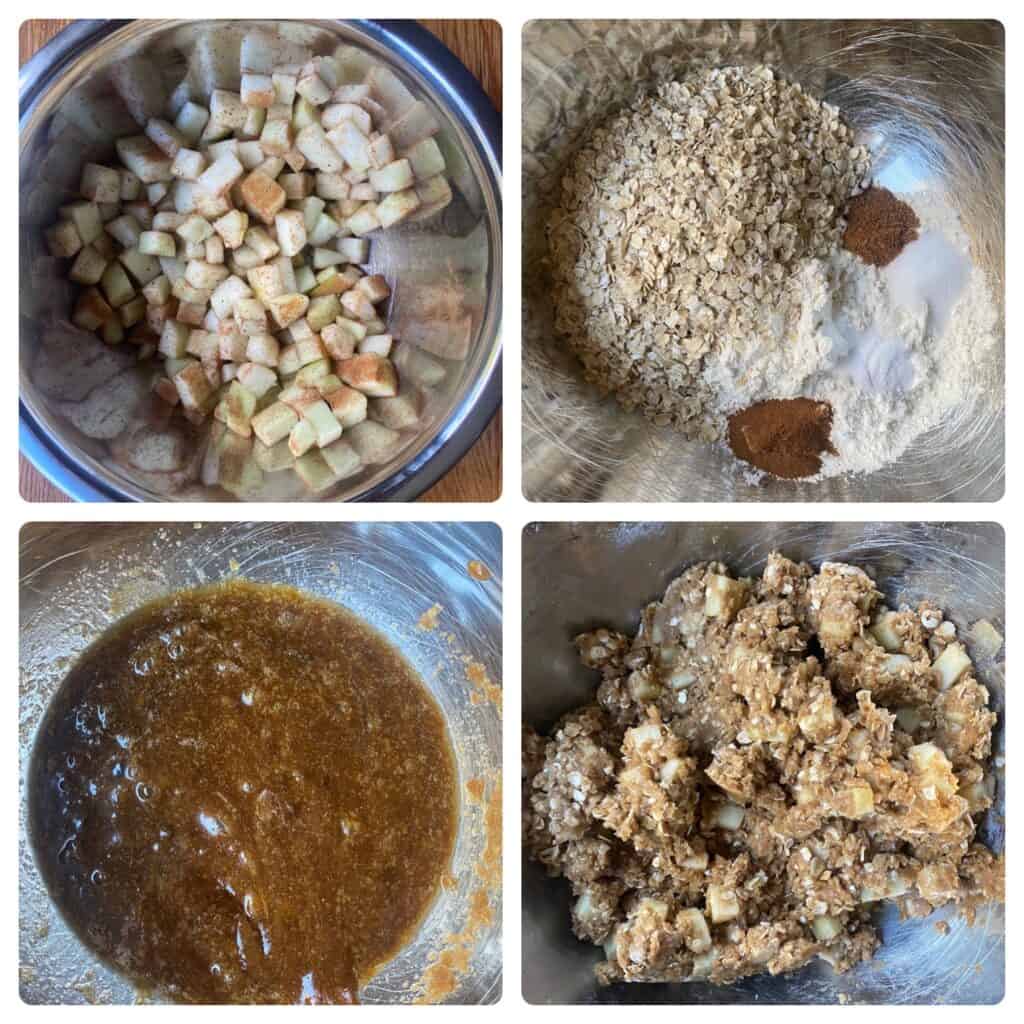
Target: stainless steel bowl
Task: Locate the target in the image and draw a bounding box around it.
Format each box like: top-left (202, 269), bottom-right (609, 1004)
top-left (20, 522), bottom-right (502, 1003)
top-left (20, 20), bottom-right (501, 502)
top-left (522, 21), bottom-right (1004, 502)
top-left (522, 521), bottom-right (1004, 1004)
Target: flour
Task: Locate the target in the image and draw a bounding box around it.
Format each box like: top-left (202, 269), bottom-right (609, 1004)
top-left (702, 191), bottom-right (999, 478)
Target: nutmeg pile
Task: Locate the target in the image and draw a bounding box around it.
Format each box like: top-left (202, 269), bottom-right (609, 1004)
top-left (842, 187), bottom-right (920, 267)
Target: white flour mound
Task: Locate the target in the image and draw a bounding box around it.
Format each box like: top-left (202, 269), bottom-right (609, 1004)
top-left (702, 191), bottom-right (1000, 479)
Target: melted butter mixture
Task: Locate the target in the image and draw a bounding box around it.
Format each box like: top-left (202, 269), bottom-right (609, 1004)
top-left (29, 581), bottom-right (457, 1004)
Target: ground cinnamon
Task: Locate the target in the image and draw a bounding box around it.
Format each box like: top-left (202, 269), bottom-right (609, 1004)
top-left (842, 186), bottom-right (920, 267)
top-left (728, 398), bottom-right (837, 479)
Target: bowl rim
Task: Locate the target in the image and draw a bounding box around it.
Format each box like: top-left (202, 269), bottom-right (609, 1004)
top-left (19, 18), bottom-right (502, 503)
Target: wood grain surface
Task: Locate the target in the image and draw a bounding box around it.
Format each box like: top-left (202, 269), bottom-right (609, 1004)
top-left (19, 19), bottom-right (502, 503)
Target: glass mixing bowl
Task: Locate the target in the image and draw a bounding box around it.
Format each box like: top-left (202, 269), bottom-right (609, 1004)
top-left (20, 20), bottom-right (501, 501)
top-left (20, 521), bottom-right (502, 1003)
top-left (522, 521), bottom-right (1004, 1004)
top-left (522, 20), bottom-right (1003, 502)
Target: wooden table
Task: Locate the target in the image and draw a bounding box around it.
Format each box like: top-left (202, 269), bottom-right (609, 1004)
top-left (19, 19), bottom-right (502, 503)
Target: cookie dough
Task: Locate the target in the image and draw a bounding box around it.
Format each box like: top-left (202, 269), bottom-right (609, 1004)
top-left (523, 554), bottom-right (1003, 985)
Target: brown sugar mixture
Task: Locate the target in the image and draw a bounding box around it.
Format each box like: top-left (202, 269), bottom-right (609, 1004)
top-left (727, 398), bottom-right (836, 479)
top-left (29, 581), bottom-right (457, 1004)
top-left (523, 555), bottom-right (1003, 986)
top-left (843, 187), bottom-right (920, 267)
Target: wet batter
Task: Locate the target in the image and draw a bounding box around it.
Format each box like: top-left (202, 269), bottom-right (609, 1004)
top-left (29, 581), bottom-right (457, 1004)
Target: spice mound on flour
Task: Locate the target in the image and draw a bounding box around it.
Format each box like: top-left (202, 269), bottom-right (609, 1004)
top-left (546, 64), bottom-right (870, 438)
top-left (727, 398), bottom-right (836, 479)
top-left (843, 187), bottom-right (920, 267)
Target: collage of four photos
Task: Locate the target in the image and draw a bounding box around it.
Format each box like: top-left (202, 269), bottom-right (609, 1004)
top-left (16, 15), bottom-right (1007, 1009)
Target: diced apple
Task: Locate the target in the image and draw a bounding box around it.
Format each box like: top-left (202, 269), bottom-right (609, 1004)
top-left (120, 294), bottom-right (147, 327)
top-left (393, 342), bottom-right (445, 387)
top-left (252, 400), bottom-right (299, 446)
top-left (221, 380), bottom-right (258, 437)
top-left (301, 399), bottom-right (342, 447)
top-left (315, 172), bottom-right (350, 200)
top-left (239, 171), bottom-right (287, 224)
top-left (246, 333), bottom-right (280, 367)
top-left (247, 263), bottom-right (285, 304)
top-left (272, 71), bottom-right (298, 105)
top-left (340, 288), bottom-right (376, 322)
top-left (329, 120), bottom-right (371, 171)
top-left (321, 321), bottom-right (358, 360)
top-left (80, 163), bottom-right (122, 204)
top-left (280, 172), bottom-right (312, 200)
top-left (171, 148), bottom-right (206, 181)
top-left (291, 450), bottom-right (334, 492)
top-left (295, 123), bottom-right (344, 172)
top-left (369, 386), bottom-right (419, 430)
top-left (177, 213), bottom-right (213, 244)
top-left (176, 300), bottom-right (207, 325)
top-left (402, 137), bottom-right (447, 180)
top-left (296, 68), bottom-right (331, 107)
top-left (267, 292), bottom-right (309, 328)
top-left (376, 187), bottom-right (421, 228)
top-left (275, 209), bottom-right (307, 257)
top-left (359, 333), bottom-right (393, 357)
top-left (236, 361), bottom-right (277, 398)
top-left (334, 238), bottom-right (367, 265)
top-left (339, 201), bottom-right (374, 235)
top-left (120, 169), bottom-right (143, 200)
top-left (260, 117), bottom-right (293, 156)
top-left (174, 101), bottom-right (210, 144)
top-left (325, 385), bottom-right (368, 428)
top-left (145, 118), bottom-right (187, 157)
top-left (312, 248), bottom-right (345, 271)
top-left (173, 360), bottom-right (215, 411)
top-left (210, 274), bottom-right (253, 318)
top-left (119, 247), bottom-right (163, 285)
top-left (368, 158), bottom-right (413, 193)
top-left (234, 296), bottom-right (268, 335)
top-left (138, 230), bottom-right (176, 258)
top-left (241, 73), bottom-right (275, 108)
top-left (368, 134), bottom-right (395, 170)
top-left (706, 884), bottom-right (740, 924)
top-left (197, 153), bottom-right (244, 198)
top-left (411, 175), bottom-right (453, 220)
top-left (67, 201), bottom-right (104, 245)
top-left (253, 439), bottom-right (295, 473)
top-left (344, 420), bottom-right (400, 464)
top-left (205, 235), bottom-right (224, 264)
top-left (46, 220), bottom-right (83, 259)
top-left (245, 226), bottom-right (280, 261)
top-left (304, 215), bottom-right (335, 249)
top-left (213, 209), bottom-right (249, 249)
top-left (812, 915), bottom-right (843, 942)
top-left (203, 89), bottom-right (247, 142)
top-left (100, 262), bottom-right (135, 307)
top-left (69, 245), bottom-right (108, 285)
top-left (339, 353), bottom-right (398, 397)
top-left (288, 417), bottom-right (317, 457)
top-left (272, 255), bottom-right (298, 293)
top-left (933, 642), bottom-right (972, 690)
top-left (116, 136), bottom-right (172, 183)
top-left (306, 294), bottom-right (340, 332)
top-left (218, 322), bottom-right (248, 361)
top-left (385, 101), bottom-right (440, 151)
top-left (185, 259), bottom-right (230, 290)
top-left (73, 287), bottom-right (113, 330)
top-left (123, 199), bottom-right (154, 228)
